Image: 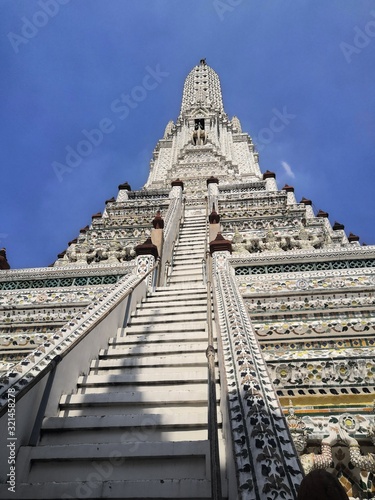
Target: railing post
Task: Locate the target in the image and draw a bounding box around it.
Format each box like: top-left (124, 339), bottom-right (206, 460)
top-left (135, 238), bottom-right (159, 292)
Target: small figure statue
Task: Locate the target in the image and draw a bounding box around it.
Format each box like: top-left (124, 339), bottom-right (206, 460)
top-left (261, 230), bottom-right (282, 253)
top-left (294, 227), bottom-right (314, 250)
top-left (124, 244), bottom-right (136, 260)
top-left (231, 228), bottom-right (247, 254)
top-left (106, 239), bottom-right (123, 263)
top-left (192, 121), bottom-right (206, 145)
top-left (286, 406), bottom-right (308, 455)
top-left (74, 242), bottom-right (93, 265)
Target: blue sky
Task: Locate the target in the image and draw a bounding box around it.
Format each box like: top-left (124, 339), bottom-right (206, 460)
top-left (1, 0), bottom-right (375, 269)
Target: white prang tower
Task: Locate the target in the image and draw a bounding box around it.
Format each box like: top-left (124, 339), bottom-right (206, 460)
top-left (146, 58), bottom-right (262, 195)
top-left (0, 59), bottom-right (374, 500)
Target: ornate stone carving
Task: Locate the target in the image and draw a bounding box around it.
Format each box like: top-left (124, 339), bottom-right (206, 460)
top-left (339, 425), bottom-right (375, 472)
top-left (212, 251), bottom-right (302, 498)
top-left (299, 425), bottom-right (338, 474)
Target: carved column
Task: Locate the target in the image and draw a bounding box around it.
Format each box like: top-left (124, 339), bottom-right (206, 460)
top-left (263, 170), bottom-right (278, 191)
top-left (116, 181), bottom-right (131, 202)
top-left (207, 176), bottom-right (219, 212)
top-left (300, 197), bottom-right (315, 219)
top-left (282, 184), bottom-right (297, 205)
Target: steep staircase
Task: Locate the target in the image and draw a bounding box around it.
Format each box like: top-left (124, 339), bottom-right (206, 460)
top-left (11, 210), bottom-right (226, 499)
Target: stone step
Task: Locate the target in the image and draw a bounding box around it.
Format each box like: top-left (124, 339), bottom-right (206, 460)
top-left (41, 426), bottom-right (212, 446)
top-left (173, 251), bottom-right (204, 259)
top-left (0, 478), bottom-right (214, 499)
top-left (84, 364), bottom-right (215, 378)
top-left (143, 296), bottom-right (205, 304)
top-left (168, 281), bottom-right (204, 288)
top-left (172, 257), bottom-right (204, 264)
top-left (41, 428), bottom-right (210, 446)
top-left (180, 222), bottom-right (205, 227)
top-left (179, 237), bottom-right (205, 241)
top-left (124, 321), bottom-right (207, 334)
top-left (170, 266), bottom-right (204, 274)
top-left (128, 312), bottom-right (207, 325)
top-left (171, 256), bottom-right (203, 263)
top-left (180, 220), bottom-right (205, 224)
top-left (175, 248), bottom-right (204, 252)
top-left (170, 268), bottom-right (204, 278)
top-left (173, 243), bottom-right (206, 249)
top-left (101, 341), bottom-right (210, 357)
top-left (175, 243), bottom-right (205, 249)
top-left (179, 229), bottom-right (205, 233)
top-left (76, 381), bottom-right (212, 395)
top-left (149, 286), bottom-right (206, 296)
top-left (173, 256), bottom-right (205, 265)
top-left (110, 331), bottom-right (208, 345)
top-left (179, 229), bottom-right (206, 235)
top-left (169, 276), bottom-right (204, 285)
top-left (172, 262), bottom-right (203, 270)
top-left (176, 239), bottom-right (204, 245)
top-left (172, 261), bottom-right (203, 269)
top-left (58, 404), bottom-right (210, 418)
top-left (167, 283), bottom-right (205, 290)
top-left (177, 240), bottom-right (205, 245)
top-left (42, 412), bottom-right (211, 431)
top-left (173, 261), bottom-right (204, 267)
top-left (139, 299), bottom-right (207, 309)
top-left (144, 295), bottom-right (206, 304)
top-left (18, 441), bottom-right (210, 483)
top-left (59, 387), bottom-right (213, 408)
top-left (135, 302), bottom-right (208, 316)
top-left (90, 352), bottom-right (208, 369)
top-left (170, 270), bottom-right (204, 278)
top-left (174, 243), bottom-right (205, 249)
top-left (78, 367), bottom-right (216, 386)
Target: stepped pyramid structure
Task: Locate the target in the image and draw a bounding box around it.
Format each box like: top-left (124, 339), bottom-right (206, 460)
top-left (0, 59), bottom-right (374, 499)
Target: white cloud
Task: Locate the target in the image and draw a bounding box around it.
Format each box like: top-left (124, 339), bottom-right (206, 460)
top-left (281, 161), bottom-right (295, 179)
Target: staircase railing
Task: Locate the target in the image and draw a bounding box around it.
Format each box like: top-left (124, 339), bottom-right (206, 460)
top-left (204, 197), bottom-right (223, 500)
top-left (160, 186), bottom-right (184, 283)
top-left (163, 197), bottom-right (185, 286)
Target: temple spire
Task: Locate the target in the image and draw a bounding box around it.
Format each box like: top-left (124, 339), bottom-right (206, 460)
top-left (180, 60), bottom-right (224, 115)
